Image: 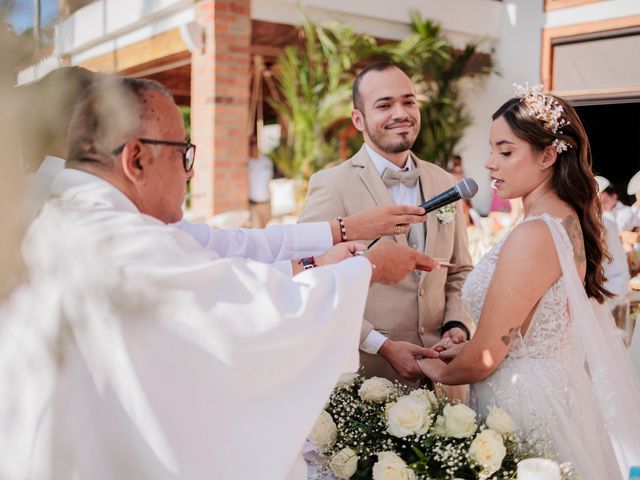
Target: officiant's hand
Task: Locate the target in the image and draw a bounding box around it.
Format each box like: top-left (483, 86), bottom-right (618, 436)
top-left (316, 241), bottom-right (368, 266)
top-left (379, 340), bottom-right (439, 382)
top-left (363, 240), bottom-right (440, 285)
top-left (333, 205), bottom-right (426, 243)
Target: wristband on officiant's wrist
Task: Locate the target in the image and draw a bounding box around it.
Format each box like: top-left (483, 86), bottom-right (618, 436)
top-left (299, 256), bottom-right (317, 270)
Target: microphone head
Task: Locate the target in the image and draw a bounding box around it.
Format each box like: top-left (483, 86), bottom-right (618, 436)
top-left (456, 178), bottom-right (478, 199)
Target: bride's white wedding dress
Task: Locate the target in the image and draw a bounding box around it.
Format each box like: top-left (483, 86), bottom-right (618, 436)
top-left (463, 214), bottom-right (640, 480)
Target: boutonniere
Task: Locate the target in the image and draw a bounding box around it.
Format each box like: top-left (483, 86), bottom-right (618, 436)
top-left (436, 204), bottom-right (456, 224)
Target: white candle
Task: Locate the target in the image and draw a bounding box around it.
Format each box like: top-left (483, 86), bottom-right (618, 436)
top-left (517, 458), bottom-right (561, 480)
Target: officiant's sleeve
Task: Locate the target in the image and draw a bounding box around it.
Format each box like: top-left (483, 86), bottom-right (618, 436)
top-left (174, 219), bottom-right (332, 263)
top-left (442, 200), bottom-right (474, 334)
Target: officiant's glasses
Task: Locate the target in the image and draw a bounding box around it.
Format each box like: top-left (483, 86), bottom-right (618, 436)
top-left (112, 139), bottom-right (196, 172)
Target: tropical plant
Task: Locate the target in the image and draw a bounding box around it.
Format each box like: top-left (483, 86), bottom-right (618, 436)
top-left (268, 17), bottom-right (376, 198)
top-left (387, 12), bottom-right (497, 168)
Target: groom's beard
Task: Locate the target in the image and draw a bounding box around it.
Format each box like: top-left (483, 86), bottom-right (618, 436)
top-left (364, 119), bottom-right (418, 155)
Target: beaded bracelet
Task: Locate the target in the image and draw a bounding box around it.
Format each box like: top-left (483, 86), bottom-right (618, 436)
top-left (336, 216), bottom-right (347, 242)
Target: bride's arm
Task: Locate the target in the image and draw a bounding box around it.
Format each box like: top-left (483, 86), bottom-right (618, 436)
top-left (419, 220), bottom-right (561, 385)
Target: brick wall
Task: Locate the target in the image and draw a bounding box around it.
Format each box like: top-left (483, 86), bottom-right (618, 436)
top-left (190, 0), bottom-right (250, 218)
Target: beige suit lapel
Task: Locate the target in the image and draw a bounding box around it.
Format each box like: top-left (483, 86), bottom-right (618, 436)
top-left (415, 156), bottom-right (439, 257)
top-left (353, 146), bottom-right (409, 247)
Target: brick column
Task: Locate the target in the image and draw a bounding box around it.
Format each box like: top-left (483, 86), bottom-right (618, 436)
top-left (190, 0), bottom-right (250, 219)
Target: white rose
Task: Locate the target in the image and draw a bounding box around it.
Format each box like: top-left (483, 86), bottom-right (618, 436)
top-left (308, 410), bottom-right (337, 452)
top-left (409, 388), bottom-right (437, 408)
top-left (485, 406), bottom-right (515, 436)
top-left (372, 452), bottom-right (416, 480)
top-left (433, 414), bottom-right (447, 436)
top-left (329, 447), bottom-right (359, 479)
top-left (442, 404), bottom-right (477, 438)
top-left (386, 395), bottom-right (432, 438)
top-left (336, 373), bottom-right (359, 389)
top-left (468, 429), bottom-right (506, 477)
top-left (359, 377), bottom-right (394, 403)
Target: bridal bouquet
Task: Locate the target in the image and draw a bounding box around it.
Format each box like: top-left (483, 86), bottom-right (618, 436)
top-left (308, 373), bottom-right (560, 480)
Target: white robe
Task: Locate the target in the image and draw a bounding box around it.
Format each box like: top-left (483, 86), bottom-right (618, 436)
top-left (0, 168), bottom-right (371, 480)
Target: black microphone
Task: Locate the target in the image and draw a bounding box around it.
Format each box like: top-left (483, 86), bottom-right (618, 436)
top-left (418, 177), bottom-right (478, 214)
top-left (367, 177), bottom-right (478, 249)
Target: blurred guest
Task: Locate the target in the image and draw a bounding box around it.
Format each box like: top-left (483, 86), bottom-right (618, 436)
top-left (462, 198), bottom-right (492, 265)
top-left (627, 169), bottom-right (640, 230)
top-left (448, 154), bottom-right (464, 181)
top-left (596, 176), bottom-right (631, 327)
top-left (595, 175), bottom-right (634, 231)
top-left (490, 187), bottom-right (511, 213)
top-left (248, 136), bottom-right (273, 227)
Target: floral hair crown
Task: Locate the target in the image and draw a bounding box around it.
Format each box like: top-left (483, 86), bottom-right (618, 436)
top-left (513, 83), bottom-right (570, 153)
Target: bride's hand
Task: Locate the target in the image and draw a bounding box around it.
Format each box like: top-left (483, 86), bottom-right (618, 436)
top-left (436, 341), bottom-right (467, 363)
top-left (416, 357), bottom-right (447, 382)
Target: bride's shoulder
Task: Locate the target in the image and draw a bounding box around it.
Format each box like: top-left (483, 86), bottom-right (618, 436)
top-left (498, 219), bottom-right (558, 267)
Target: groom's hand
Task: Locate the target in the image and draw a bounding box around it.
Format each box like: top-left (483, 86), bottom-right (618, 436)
top-left (378, 340), bottom-right (439, 382)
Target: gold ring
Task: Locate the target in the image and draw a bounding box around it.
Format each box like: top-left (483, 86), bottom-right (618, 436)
top-left (394, 224), bottom-right (404, 235)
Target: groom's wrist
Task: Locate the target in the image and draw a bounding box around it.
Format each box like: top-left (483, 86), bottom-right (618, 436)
top-left (440, 321), bottom-right (470, 340)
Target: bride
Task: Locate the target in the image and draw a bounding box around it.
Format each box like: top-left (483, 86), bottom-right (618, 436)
top-left (418, 85), bottom-right (640, 480)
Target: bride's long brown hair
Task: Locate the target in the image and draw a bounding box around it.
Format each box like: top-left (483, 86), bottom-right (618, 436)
top-left (492, 96), bottom-right (611, 303)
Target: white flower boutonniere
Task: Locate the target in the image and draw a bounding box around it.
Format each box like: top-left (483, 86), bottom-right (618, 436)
top-left (436, 204), bottom-right (456, 224)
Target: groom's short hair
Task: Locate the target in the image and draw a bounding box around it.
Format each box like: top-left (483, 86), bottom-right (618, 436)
top-left (352, 62), bottom-right (406, 112)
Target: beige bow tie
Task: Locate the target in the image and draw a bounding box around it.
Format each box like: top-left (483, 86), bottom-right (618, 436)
top-left (381, 167), bottom-right (421, 188)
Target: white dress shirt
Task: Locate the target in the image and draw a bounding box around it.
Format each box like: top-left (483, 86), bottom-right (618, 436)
top-left (360, 144), bottom-right (419, 354)
top-left (602, 216), bottom-right (631, 299)
top-left (2, 168), bottom-right (372, 480)
top-left (609, 201), bottom-right (636, 231)
top-left (25, 158), bottom-right (333, 276)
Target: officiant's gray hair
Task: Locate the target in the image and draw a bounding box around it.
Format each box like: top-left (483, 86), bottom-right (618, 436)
top-left (67, 76), bottom-right (174, 167)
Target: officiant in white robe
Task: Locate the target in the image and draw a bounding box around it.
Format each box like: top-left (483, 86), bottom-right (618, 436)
top-left (1, 76), bottom-right (439, 480)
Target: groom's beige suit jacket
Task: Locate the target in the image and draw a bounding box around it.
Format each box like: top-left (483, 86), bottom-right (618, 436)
top-left (299, 146), bottom-right (473, 385)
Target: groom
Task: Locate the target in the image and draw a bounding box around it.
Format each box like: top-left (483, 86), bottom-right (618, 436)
top-left (299, 62), bottom-right (473, 390)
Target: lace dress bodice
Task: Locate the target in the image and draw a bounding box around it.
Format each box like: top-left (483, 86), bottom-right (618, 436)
top-left (462, 215), bottom-right (573, 360)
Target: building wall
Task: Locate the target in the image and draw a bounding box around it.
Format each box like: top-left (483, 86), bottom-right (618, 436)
top-left (460, 0), bottom-right (544, 214)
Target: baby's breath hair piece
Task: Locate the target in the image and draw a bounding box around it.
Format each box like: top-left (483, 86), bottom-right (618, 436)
top-left (513, 83), bottom-right (570, 153)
